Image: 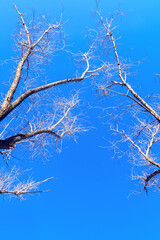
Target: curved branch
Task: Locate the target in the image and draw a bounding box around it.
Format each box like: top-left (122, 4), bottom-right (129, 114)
top-left (0, 77), bottom-right (83, 122)
top-left (0, 129), bottom-right (61, 150)
top-left (32, 24), bottom-right (60, 49)
top-left (144, 169), bottom-right (160, 190)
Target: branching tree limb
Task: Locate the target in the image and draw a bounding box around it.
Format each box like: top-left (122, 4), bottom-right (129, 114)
top-left (0, 167), bottom-right (54, 199)
top-left (1, 4), bottom-right (158, 197)
top-left (0, 6), bottom-right (104, 198)
top-left (95, 9), bottom-right (160, 192)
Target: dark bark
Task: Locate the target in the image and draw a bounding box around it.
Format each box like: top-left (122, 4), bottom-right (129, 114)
top-left (0, 130), bottom-right (61, 149)
top-left (144, 169), bottom-right (160, 189)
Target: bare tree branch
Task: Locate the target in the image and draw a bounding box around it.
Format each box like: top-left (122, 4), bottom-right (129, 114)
top-left (95, 9), bottom-right (160, 192)
top-left (0, 6), bottom-right (103, 197)
top-left (0, 167), bottom-right (54, 199)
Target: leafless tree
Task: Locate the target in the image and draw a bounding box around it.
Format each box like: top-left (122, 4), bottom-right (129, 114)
top-left (94, 8), bottom-right (160, 193)
top-left (2, 3), bottom-right (157, 198)
top-left (0, 5), bottom-right (104, 199)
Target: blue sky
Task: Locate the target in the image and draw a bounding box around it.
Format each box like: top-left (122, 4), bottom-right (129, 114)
top-left (1, 0), bottom-right (160, 239)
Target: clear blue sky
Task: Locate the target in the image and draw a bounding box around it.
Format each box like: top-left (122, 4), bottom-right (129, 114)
top-left (1, 0), bottom-right (160, 239)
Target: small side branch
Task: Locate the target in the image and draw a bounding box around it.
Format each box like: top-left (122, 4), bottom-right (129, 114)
top-left (13, 4), bottom-right (31, 47)
top-left (0, 167), bottom-right (54, 199)
top-left (115, 128), bottom-right (160, 169)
